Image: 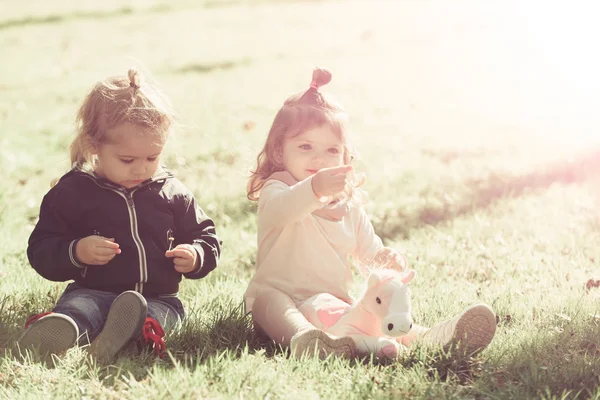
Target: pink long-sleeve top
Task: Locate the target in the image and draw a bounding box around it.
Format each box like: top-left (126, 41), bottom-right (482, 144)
top-left (244, 176), bottom-right (384, 312)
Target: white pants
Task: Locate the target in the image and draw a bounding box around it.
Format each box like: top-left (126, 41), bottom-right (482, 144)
top-left (251, 288), bottom-right (314, 346)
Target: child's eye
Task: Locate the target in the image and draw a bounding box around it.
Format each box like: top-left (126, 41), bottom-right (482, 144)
top-left (120, 159), bottom-right (134, 164)
top-left (299, 144), bottom-right (312, 150)
top-left (147, 157), bottom-right (158, 162)
top-left (328, 148), bottom-right (340, 154)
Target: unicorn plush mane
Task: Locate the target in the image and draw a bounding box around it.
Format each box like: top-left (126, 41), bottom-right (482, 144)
top-left (354, 268), bottom-right (412, 306)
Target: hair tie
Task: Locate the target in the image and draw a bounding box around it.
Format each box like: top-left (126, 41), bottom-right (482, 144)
top-left (309, 81), bottom-right (319, 90)
top-left (130, 81), bottom-right (139, 89)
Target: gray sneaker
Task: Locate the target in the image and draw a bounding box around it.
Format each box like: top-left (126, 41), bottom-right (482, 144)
top-left (422, 304), bottom-right (497, 355)
top-left (18, 313), bottom-right (79, 358)
top-left (88, 291), bottom-right (147, 363)
top-left (290, 329), bottom-right (356, 359)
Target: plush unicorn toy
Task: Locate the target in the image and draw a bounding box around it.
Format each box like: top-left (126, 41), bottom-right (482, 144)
top-left (299, 268), bottom-right (416, 358)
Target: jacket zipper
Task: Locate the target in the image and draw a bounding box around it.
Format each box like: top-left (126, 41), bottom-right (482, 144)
top-left (81, 175), bottom-right (151, 294)
top-left (121, 188), bottom-right (147, 294)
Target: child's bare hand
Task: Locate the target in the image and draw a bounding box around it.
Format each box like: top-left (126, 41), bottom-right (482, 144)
top-left (75, 235), bottom-right (121, 265)
top-left (311, 165), bottom-right (353, 198)
top-left (374, 247), bottom-right (408, 272)
top-left (165, 244), bottom-right (198, 273)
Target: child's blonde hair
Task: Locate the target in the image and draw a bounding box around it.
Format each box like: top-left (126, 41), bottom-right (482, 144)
top-left (70, 68), bottom-right (174, 169)
top-left (247, 67), bottom-right (363, 202)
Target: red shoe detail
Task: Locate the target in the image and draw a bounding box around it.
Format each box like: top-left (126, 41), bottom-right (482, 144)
top-left (25, 312), bottom-right (52, 329)
top-left (142, 317), bottom-right (166, 358)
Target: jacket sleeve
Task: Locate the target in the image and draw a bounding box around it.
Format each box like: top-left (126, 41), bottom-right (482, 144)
top-left (353, 206), bottom-right (384, 272)
top-left (258, 178), bottom-right (325, 230)
top-left (27, 188), bottom-right (87, 282)
top-left (174, 193), bottom-right (221, 280)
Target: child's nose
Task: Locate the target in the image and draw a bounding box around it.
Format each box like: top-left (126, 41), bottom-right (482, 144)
top-left (132, 164), bottom-right (147, 175)
top-left (312, 152), bottom-right (327, 165)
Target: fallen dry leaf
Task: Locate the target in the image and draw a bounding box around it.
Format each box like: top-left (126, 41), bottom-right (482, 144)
top-left (585, 279), bottom-right (600, 292)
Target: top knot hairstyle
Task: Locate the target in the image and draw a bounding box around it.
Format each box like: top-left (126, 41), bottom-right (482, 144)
top-left (70, 67), bottom-right (175, 168)
top-left (247, 67), bottom-right (365, 202)
top-left (309, 67), bottom-right (332, 90)
top-left (297, 67), bottom-right (334, 108)
top-left (128, 68), bottom-right (141, 90)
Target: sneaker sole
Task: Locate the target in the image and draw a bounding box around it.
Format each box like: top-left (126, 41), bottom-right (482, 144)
top-left (447, 304), bottom-right (496, 355)
top-left (18, 314), bottom-right (78, 357)
top-left (292, 330), bottom-right (356, 359)
top-left (88, 291), bottom-right (147, 363)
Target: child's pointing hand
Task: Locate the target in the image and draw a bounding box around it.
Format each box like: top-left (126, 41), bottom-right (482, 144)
top-left (374, 247), bottom-right (408, 272)
top-left (165, 244), bottom-right (199, 273)
top-left (75, 235), bottom-right (121, 265)
top-left (311, 165), bottom-right (353, 198)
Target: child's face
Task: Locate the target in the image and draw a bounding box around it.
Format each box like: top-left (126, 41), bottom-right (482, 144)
top-left (91, 123), bottom-right (166, 189)
top-left (280, 124), bottom-right (345, 182)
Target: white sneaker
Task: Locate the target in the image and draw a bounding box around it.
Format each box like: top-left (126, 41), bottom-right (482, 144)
top-left (290, 329), bottom-right (356, 359)
top-left (422, 304), bottom-right (496, 355)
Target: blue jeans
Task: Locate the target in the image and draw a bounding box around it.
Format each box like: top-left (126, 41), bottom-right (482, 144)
top-left (53, 282), bottom-right (185, 346)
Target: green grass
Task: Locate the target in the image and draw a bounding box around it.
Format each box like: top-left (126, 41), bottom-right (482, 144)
top-left (1, 0), bottom-right (600, 398)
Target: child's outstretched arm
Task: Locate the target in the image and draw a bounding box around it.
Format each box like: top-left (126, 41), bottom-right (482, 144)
top-left (169, 192), bottom-right (221, 279)
top-left (259, 178), bottom-right (323, 229)
top-left (260, 165), bottom-right (353, 229)
top-left (353, 206), bottom-right (384, 274)
top-left (354, 207), bottom-right (407, 274)
top-left (27, 189), bottom-right (88, 281)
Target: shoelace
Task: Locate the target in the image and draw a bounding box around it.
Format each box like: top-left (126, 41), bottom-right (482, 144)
top-left (24, 312), bottom-right (52, 329)
top-left (142, 317), bottom-right (166, 358)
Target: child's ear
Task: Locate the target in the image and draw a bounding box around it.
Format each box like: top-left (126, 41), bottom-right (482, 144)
top-left (85, 135), bottom-right (99, 155)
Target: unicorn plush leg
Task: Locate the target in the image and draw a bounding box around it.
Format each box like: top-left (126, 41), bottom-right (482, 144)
top-left (398, 324), bottom-right (429, 347)
top-left (352, 335), bottom-right (404, 359)
top-left (421, 304), bottom-right (497, 355)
